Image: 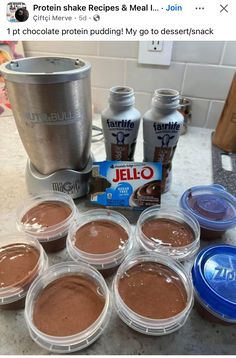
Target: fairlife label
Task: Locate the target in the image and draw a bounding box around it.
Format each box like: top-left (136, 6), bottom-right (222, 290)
top-left (106, 119), bottom-right (134, 129)
top-left (153, 121), bottom-right (180, 132)
top-left (104, 119), bottom-right (139, 161)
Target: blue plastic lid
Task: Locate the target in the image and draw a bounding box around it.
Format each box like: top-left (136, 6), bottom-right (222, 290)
top-left (192, 245), bottom-right (236, 321)
top-left (180, 184), bottom-right (236, 231)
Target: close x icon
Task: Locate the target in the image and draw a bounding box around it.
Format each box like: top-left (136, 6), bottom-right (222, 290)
top-left (220, 4), bottom-right (229, 12)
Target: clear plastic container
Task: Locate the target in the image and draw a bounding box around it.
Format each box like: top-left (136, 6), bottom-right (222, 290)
top-left (192, 244), bottom-right (236, 324)
top-left (0, 233), bottom-right (48, 309)
top-left (16, 191), bottom-right (77, 252)
top-left (180, 184), bottom-right (236, 240)
top-left (24, 261), bottom-right (112, 353)
top-left (136, 206), bottom-right (200, 261)
top-left (67, 209), bottom-right (133, 277)
top-left (113, 253), bottom-right (193, 335)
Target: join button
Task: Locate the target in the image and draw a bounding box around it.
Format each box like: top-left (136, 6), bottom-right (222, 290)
top-left (165, 4), bottom-right (183, 11)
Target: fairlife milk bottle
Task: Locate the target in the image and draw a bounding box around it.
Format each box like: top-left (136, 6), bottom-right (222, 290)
top-left (102, 86), bottom-right (141, 161)
top-left (143, 89), bottom-right (184, 192)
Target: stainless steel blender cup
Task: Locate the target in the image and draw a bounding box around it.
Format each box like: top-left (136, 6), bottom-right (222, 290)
top-left (0, 57), bottom-right (92, 175)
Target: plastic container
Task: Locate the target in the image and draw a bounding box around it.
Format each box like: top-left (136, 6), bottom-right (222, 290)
top-left (67, 209), bottom-right (133, 277)
top-left (24, 262), bottom-right (111, 353)
top-left (136, 206), bottom-right (200, 261)
top-left (180, 184), bottom-right (236, 240)
top-left (0, 233), bottom-right (48, 310)
top-left (113, 253), bottom-right (193, 335)
top-left (192, 245), bottom-right (236, 324)
top-left (16, 191), bottom-right (77, 252)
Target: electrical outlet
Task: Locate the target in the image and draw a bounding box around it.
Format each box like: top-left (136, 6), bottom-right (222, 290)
top-left (148, 41), bottom-right (163, 52)
top-left (138, 41), bottom-right (173, 66)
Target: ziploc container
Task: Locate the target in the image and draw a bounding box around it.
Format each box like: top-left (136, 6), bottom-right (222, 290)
top-left (192, 245), bottom-right (236, 324)
top-left (180, 184), bottom-right (236, 240)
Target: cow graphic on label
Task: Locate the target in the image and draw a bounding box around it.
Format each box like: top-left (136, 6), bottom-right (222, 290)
top-left (112, 131), bottom-right (130, 145)
top-left (157, 134), bottom-right (174, 147)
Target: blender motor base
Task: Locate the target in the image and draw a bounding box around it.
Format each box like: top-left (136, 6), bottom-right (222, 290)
top-left (25, 158), bottom-right (93, 199)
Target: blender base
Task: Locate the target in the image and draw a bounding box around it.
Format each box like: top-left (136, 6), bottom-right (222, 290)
top-left (25, 157), bottom-right (93, 199)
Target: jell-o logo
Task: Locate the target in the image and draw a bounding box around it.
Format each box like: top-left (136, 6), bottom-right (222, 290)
top-left (112, 166), bottom-right (154, 182)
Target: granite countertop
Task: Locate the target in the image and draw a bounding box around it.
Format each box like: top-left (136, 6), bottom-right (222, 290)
top-left (0, 116), bottom-right (236, 355)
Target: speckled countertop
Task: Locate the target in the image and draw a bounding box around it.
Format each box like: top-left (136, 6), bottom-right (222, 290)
top-left (0, 116), bottom-right (236, 355)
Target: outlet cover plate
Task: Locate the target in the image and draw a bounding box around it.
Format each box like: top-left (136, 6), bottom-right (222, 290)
top-left (138, 41), bottom-right (173, 65)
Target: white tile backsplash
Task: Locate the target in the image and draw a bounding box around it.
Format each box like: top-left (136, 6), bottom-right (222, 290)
top-left (23, 41), bottom-right (236, 129)
top-left (99, 41), bottom-right (138, 58)
top-left (172, 41), bottom-right (224, 64)
top-left (182, 64), bottom-right (235, 100)
top-left (92, 87), bottom-right (108, 113)
top-left (23, 41), bottom-right (98, 56)
top-left (92, 88), bottom-right (152, 115)
top-left (188, 98), bottom-right (210, 127)
top-left (82, 56), bottom-right (125, 88)
top-left (222, 42), bottom-right (236, 66)
top-left (126, 60), bottom-right (185, 92)
top-left (206, 101), bottom-right (225, 129)
top-left (134, 92), bottom-right (153, 115)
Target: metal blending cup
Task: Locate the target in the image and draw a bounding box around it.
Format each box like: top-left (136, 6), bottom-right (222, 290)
top-left (0, 57), bottom-right (92, 174)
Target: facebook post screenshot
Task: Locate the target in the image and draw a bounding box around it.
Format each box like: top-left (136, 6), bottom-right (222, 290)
top-left (0, 0), bottom-right (236, 357)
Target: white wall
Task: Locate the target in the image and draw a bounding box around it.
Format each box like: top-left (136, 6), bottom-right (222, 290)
top-left (23, 41), bottom-right (236, 129)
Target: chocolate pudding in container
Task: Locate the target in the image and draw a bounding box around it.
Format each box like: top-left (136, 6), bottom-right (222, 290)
top-left (180, 184), bottom-right (236, 240)
top-left (192, 245), bottom-right (236, 324)
top-left (16, 191), bottom-right (77, 252)
top-left (24, 262), bottom-right (111, 353)
top-left (67, 209), bottom-right (133, 277)
top-left (113, 253), bottom-right (193, 335)
top-left (136, 206), bottom-right (200, 261)
top-left (0, 233), bottom-right (48, 309)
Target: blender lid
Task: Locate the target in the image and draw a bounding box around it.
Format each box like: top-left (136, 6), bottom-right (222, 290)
top-left (192, 245), bottom-right (236, 321)
top-left (0, 56), bottom-right (91, 84)
top-left (180, 184), bottom-right (236, 230)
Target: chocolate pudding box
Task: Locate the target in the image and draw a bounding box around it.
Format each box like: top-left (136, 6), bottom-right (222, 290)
top-left (90, 161), bottom-right (162, 209)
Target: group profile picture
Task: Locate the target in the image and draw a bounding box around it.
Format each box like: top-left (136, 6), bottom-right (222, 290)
top-left (7, 2), bottom-right (29, 22)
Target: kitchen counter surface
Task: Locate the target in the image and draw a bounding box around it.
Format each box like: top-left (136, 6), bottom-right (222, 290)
top-left (0, 115), bottom-right (236, 355)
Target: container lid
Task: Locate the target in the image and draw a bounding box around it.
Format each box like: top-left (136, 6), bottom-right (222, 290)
top-left (180, 184), bottom-right (236, 231)
top-left (192, 244), bottom-right (236, 321)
